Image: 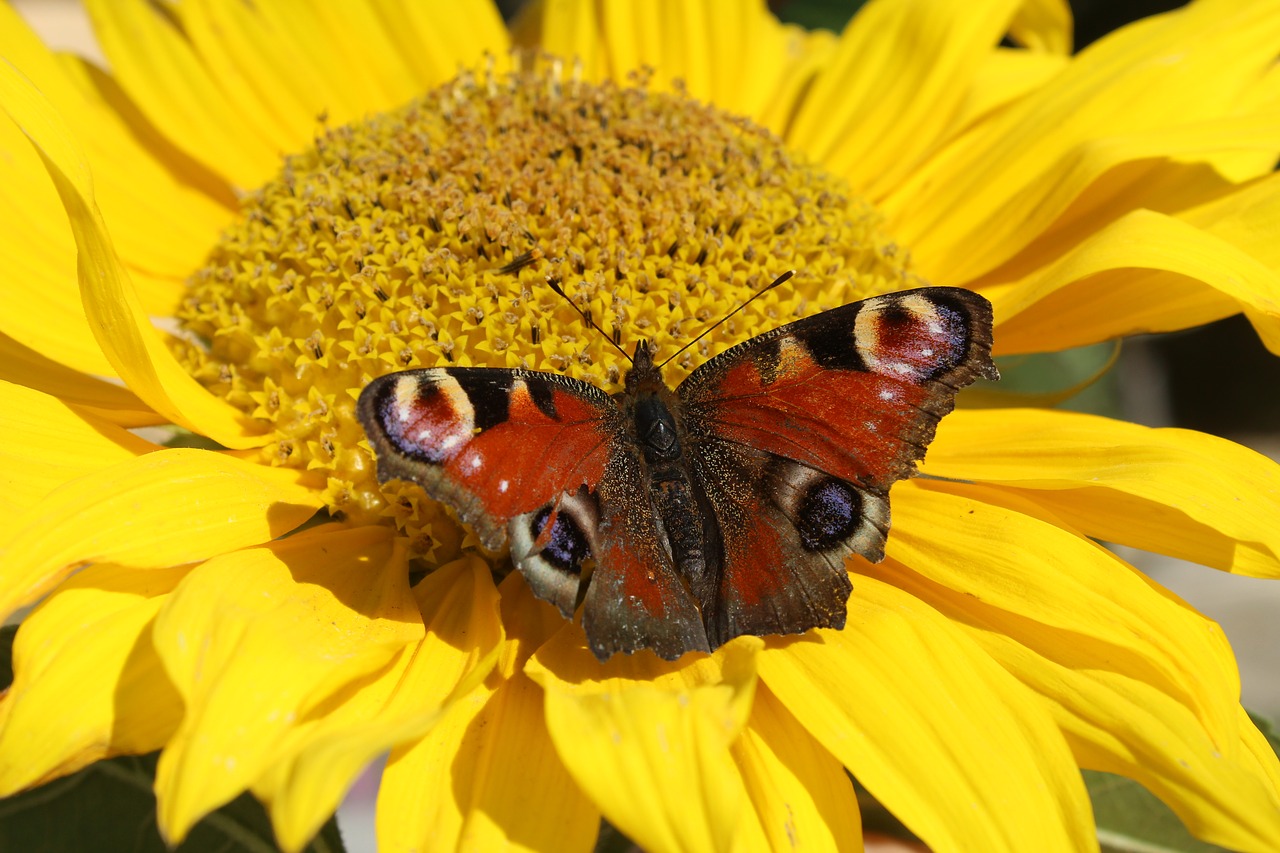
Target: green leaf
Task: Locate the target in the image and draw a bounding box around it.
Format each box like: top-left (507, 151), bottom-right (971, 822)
top-left (1085, 771), bottom-right (1224, 853)
top-left (982, 342), bottom-right (1123, 416)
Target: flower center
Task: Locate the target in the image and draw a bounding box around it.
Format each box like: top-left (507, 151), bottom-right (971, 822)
top-left (175, 62), bottom-right (918, 565)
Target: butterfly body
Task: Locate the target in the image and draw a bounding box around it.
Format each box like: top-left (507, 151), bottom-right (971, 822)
top-left (358, 286), bottom-right (997, 660)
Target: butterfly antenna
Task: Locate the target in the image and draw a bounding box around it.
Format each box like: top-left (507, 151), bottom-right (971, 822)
top-left (546, 278), bottom-right (634, 364)
top-left (659, 270), bottom-right (795, 368)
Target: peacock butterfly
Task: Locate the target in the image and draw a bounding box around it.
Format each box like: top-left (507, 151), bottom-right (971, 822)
top-left (357, 284), bottom-right (997, 661)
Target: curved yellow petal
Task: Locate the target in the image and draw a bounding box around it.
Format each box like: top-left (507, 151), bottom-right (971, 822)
top-left (379, 573), bottom-right (596, 853)
top-left (0, 61), bottom-right (267, 447)
top-left (890, 479), bottom-right (1240, 744)
top-left (0, 563), bottom-right (187, 794)
top-left (528, 636), bottom-right (762, 853)
top-left (81, 0), bottom-right (280, 187)
top-left (887, 1), bottom-right (1280, 283)
top-left (0, 448), bottom-right (322, 623)
top-left (1, 3), bottom-right (230, 294)
top-left (1184, 169), bottom-right (1280, 274)
top-left (879, 533), bottom-right (1280, 849)
top-left (1009, 0), bottom-right (1072, 54)
top-left (49, 55), bottom-right (226, 306)
top-left (893, 556), bottom-right (1280, 850)
top-left (733, 683), bottom-right (863, 852)
top-left (0, 332), bottom-right (156, 427)
top-left (758, 577), bottom-right (1096, 852)
top-left (0, 380), bottom-right (154, 541)
top-left (0, 99), bottom-right (116, 377)
top-left (885, 481), bottom-right (1280, 848)
top-left (152, 525), bottom-right (423, 845)
top-left (1240, 706), bottom-right (1280, 800)
top-left (923, 408), bottom-right (1280, 577)
top-left (259, 555), bottom-right (504, 853)
top-left (989, 208), bottom-right (1280, 355)
top-left (788, 0), bottom-right (1021, 198)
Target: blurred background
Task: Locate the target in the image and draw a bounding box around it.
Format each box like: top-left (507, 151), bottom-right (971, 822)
top-left (9, 0), bottom-right (1278, 849)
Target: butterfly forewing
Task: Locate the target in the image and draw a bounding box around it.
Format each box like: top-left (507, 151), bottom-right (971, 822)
top-left (677, 287), bottom-right (997, 647)
top-left (356, 368), bottom-right (621, 547)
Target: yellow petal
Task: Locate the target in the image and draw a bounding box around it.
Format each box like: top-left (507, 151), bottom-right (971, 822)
top-left (1009, 0), bottom-right (1072, 54)
top-left (1240, 706), bottom-right (1280, 800)
top-left (0, 60), bottom-right (266, 447)
top-left (955, 48), bottom-right (1067, 131)
top-left (258, 1), bottom-right (426, 118)
top-left (0, 96), bottom-right (117, 378)
top-left (989, 208), bottom-right (1280, 355)
top-left (755, 26), bottom-right (838, 137)
top-left (923, 408), bottom-right (1280, 577)
top-left (0, 4), bottom-right (231, 299)
top-left (151, 525), bottom-right (423, 844)
top-left (81, 0), bottom-right (280, 187)
top-left (0, 332), bottom-right (156, 427)
top-left (0, 380), bottom-right (154, 542)
top-left (48, 54), bottom-right (226, 306)
top-left (514, 0), bottom-right (607, 84)
top-left (379, 573), bottom-right (596, 853)
top-left (733, 683), bottom-right (863, 852)
top-left (887, 1), bottom-right (1280, 283)
top-left (0, 563), bottom-right (187, 794)
top-left (788, 0), bottom-right (1021, 198)
top-left (758, 578), bottom-right (1096, 852)
top-left (890, 479), bottom-right (1241, 745)
top-left (528, 636), bottom-right (762, 853)
top-left (258, 555), bottom-right (504, 853)
top-left (164, 0), bottom-right (320, 155)
top-left (588, 0), bottom-right (791, 119)
top-left (1184, 169), bottom-right (1280, 275)
top-left (363, 0), bottom-right (511, 95)
top-left (0, 449), bottom-right (322, 622)
top-left (881, 546), bottom-right (1280, 850)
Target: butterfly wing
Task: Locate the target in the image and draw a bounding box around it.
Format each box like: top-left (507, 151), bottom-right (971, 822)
top-left (677, 287), bottom-right (997, 647)
top-left (357, 367), bottom-right (705, 655)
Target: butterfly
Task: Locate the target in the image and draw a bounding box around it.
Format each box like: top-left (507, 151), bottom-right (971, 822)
top-left (357, 285), bottom-right (997, 661)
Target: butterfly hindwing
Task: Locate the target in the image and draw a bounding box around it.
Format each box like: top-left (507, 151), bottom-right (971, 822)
top-left (687, 438), bottom-right (864, 647)
top-left (582, 447), bottom-right (710, 660)
top-left (678, 287), bottom-right (997, 645)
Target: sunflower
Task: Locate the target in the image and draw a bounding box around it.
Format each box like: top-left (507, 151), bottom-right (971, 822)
top-left (2, 0), bottom-right (1279, 850)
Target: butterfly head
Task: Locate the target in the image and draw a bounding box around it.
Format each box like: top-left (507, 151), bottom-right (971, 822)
top-left (624, 340), bottom-right (666, 392)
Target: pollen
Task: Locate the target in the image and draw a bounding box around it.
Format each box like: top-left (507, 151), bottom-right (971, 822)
top-left (174, 60), bottom-right (917, 564)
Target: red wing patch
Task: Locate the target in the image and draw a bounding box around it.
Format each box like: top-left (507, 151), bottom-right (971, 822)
top-left (357, 368), bottom-right (620, 547)
top-left (680, 287), bottom-right (997, 491)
